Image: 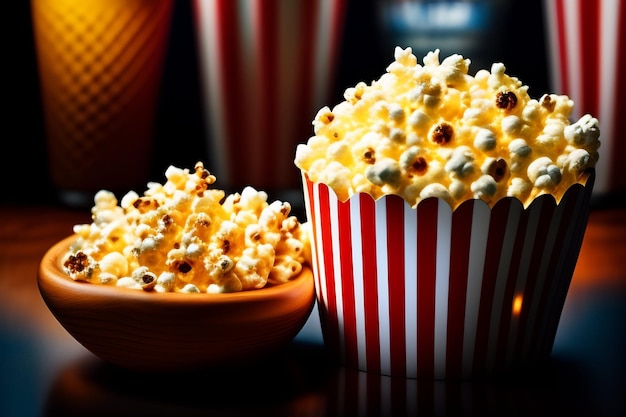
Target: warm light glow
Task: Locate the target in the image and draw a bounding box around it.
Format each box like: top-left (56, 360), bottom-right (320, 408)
top-left (30, 0), bottom-right (173, 191)
top-left (512, 294), bottom-right (523, 316)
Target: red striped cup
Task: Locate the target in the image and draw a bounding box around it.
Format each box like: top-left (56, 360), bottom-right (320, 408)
top-left (303, 171), bottom-right (594, 379)
top-left (543, 0), bottom-right (625, 195)
top-left (192, 0), bottom-right (347, 191)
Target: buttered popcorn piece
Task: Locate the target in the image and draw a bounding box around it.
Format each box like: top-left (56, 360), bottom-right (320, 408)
top-left (294, 47), bottom-right (600, 208)
top-left (62, 162), bottom-right (311, 293)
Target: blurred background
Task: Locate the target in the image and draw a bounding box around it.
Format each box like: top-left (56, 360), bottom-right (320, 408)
top-left (4, 0), bottom-right (565, 207)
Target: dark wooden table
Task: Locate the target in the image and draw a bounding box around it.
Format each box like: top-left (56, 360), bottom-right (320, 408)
top-left (1, 202), bottom-right (624, 417)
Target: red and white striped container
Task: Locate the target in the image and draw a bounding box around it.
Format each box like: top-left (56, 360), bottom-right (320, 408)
top-left (543, 0), bottom-right (625, 195)
top-left (192, 0), bottom-right (347, 191)
top-left (303, 171), bottom-right (595, 379)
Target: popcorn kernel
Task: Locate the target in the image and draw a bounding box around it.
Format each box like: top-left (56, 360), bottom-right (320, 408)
top-left (63, 162), bottom-right (311, 293)
top-left (294, 47), bottom-right (600, 208)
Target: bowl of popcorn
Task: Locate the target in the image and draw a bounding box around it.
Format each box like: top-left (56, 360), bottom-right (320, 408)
top-left (295, 47), bottom-right (600, 379)
top-left (38, 162), bottom-right (315, 372)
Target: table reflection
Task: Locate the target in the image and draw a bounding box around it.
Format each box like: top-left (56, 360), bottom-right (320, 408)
top-left (43, 340), bottom-right (604, 417)
top-left (43, 342), bottom-right (331, 417)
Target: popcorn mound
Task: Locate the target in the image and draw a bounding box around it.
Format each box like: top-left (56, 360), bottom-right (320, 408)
top-left (62, 162), bottom-right (311, 293)
top-left (295, 47), bottom-right (601, 208)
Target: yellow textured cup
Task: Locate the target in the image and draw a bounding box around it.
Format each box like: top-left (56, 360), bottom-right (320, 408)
top-left (31, 0), bottom-right (173, 205)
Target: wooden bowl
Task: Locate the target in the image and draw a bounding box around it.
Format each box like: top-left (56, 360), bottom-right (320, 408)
top-left (38, 235), bottom-right (316, 372)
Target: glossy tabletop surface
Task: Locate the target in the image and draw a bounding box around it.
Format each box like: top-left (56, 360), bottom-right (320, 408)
top-left (0, 201), bottom-right (624, 417)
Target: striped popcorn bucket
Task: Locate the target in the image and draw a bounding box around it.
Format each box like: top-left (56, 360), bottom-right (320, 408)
top-left (192, 0), bottom-right (347, 191)
top-left (303, 171), bottom-right (595, 379)
top-left (543, 0), bottom-right (625, 195)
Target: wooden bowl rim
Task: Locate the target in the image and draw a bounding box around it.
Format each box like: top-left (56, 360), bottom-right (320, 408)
top-left (38, 235), bottom-right (314, 306)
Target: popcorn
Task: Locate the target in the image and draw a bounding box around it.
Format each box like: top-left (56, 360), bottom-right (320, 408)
top-left (62, 162), bottom-right (311, 293)
top-left (294, 47), bottom-right (601, 208)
